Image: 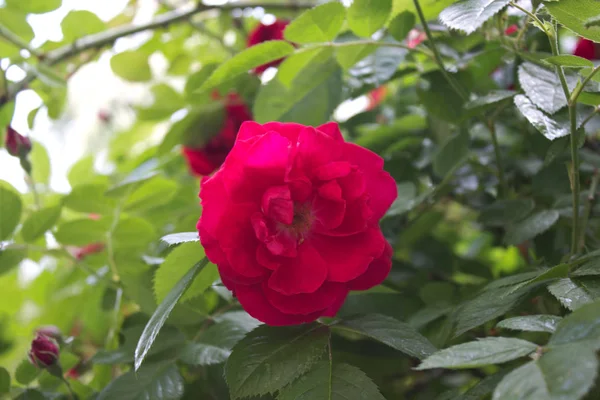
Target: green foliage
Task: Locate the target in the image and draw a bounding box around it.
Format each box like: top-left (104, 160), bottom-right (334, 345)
top-left (347, 0), bottom-right (393, 38)
top-left (439, 0), bottom-right (511, 34)
top-left (110, 51), bottom-right (153, 82)
top-left (0, 181), bottom-right (22, 241)
top-left (97, 362), bottom-right (184, 400)
top-left (283, 2), bottom-right (346, 44)
top-left (61, 10), bottom-right (106, 41)
top-left (544, 0), bottom-right (600, 43)
top-left (388, 11), bottom-right (416, 42)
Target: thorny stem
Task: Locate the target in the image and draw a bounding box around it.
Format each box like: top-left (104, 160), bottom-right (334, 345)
top-left (579, 169), bottom-right (600, 251)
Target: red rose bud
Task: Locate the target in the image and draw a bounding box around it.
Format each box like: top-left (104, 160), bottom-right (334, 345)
top-left (505, 24), bottom-right (518, 36)
top-left (5, 126), bottom-right (32, 158)
top-left (74, 242), bottom-right (105, 260)
top-left (29, 334), bottom-right (59, 368)
top-left (573, 38), bottom-right (600, 61)
top-left (183, 93), bottom-right (252, 176)
top-left (36, 326), bottom-right (62, 341)
top-left (197, 121), bottom-right (397, 326)
top-left (247, 19), bottom-right (290, 73)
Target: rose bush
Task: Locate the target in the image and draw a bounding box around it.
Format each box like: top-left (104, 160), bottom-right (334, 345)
top-left (198, 121), bottom-right (397, 325)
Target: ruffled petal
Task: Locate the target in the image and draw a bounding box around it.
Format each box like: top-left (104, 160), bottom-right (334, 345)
top-left (329, 195), bottom-right (372, 236)
top-left (236, 121), bottom-right (267, 141)
top-left (348, 241), bottom-right (393, 291)
top-left (312, 195), bottom-right (346, 231)
top-left (263, 281), bottom-right (347, 315)
top-left (317, 121), bottom-right (344, 142)
top-left (321, 291), bottom-right (348, 317)
top-left (261, 185), bottom-right (293, 224)
top-left (314, 161), bottom-right (352, 181)
top-left (267, 243), bottom-right (327, 295)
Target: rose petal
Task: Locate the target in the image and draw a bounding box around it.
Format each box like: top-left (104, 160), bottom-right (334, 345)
top-left (348, 241), bottom-right (393, 291)
top-left (314, 161), bottom-right (352, 181)
top-left (329, 195), bottom-right (372, 236)
top-left (322, 291), bottom-right (348, 317)
top-left (263, 281), bottom-right (347, 315)
top-left (267, 243), bottom-right (327, 295)
top-left (261, 185), bottom-right (293, 224)
top-left (318, 180), bottom-right (343, 200)
top-left (294, 126), bottom-right (341, 175)
top-left (235, 284), bottom-right (322, 326)
top-left (317, 121), bottom-right (344, 142)
top-left (236, 121), bottom-right (267, 141)
top-left (310, 228), bottom-right (385, 282)
top-left (338, 168), bottom-right (366, 201)
top-left (263, 122), bottom-right (305, 143)
top-left (312, 195), bottom-right (346, 231)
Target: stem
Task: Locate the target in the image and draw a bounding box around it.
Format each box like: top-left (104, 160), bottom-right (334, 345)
top-left (327, 334), bottom-right (333, 400)
top-left (412, 0), bottom-right (468, 100)
top-left (579, 169), bottom-right (599, 251)
top-left (105, 287), bottom-right (123, 349)
top-left (25, 172), bottom-right (41, 210)
top-left (509, 2), bottom-right (549, 36)
top-left (570, 65), bottom-right (600, 105)
top-left (582, 107), bottom-right (600, 127)
top-left (327, 39), bottom-right (433, 57)
top-left (569, 103), bottom-right (580, 256)
top-left (488, 121), bottom-right (508, 197)
top-left (0, 24), bottom-right (42, 57)
top-left (61, 377), bottom-right (76, 400)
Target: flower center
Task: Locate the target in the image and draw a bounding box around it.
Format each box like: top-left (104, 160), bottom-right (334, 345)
top-left (286, 203), bottom-right (314, 242)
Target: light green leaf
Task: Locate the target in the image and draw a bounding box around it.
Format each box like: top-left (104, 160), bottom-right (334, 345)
top-left (348, 0), bottom-right (393, 37)
top-left (30, 140), bottom-right (50, 185)
top-left (278, 362), bottom-right (386, 400)
top-left (416, 337), bottom-right (537, 370)
top-left (160, 232), bottom-right (199, 246)
top-left (433, 132), bottom-right (469, 178)
top-left (154, 242), bottom-right (218, 303)
top-left (15, 359), bottom-right (39, 385)
top-left (392, 0), bottom-right (456, 20)
top-left (439, 0), bottom-right (511, 34)
top-left (497, 315), bottom-right (562, 333)
top-left (199, 41), bottom-right (295, 92)
top-left (225, 324), bottom-right (329, 399)
top-left (504, 210), bottom-right (559, 245)
top-left (388, 10), bottom-right (416, 41)
top-left (278, 47), bottom-right (334, 87)
top-left (110, 51), bottom-right (152, 82)
top-left (61, 10), bottom-right (106, 41)
top-left (0, 8), bottom-right (34, 57)
top-left (335, 43), bottom-right (378, 70)
top-left (124, 177), bottom-right (178, 212)
top-left (544, 55), bottom-right (594, 69)
top-left (112, 217), bottom-right (156, 249)
top-left (136, 84), bottom-right (185, 120)
top-left (21, 205), bottom-right (61, 242)
top-left (548, 278), bottom-right (600, 311)
top-left (0, 180), bottom-right (22, 241)
top-left (479, 198), bottom-right (535, 227)
top-left (545, 0), bottom-right (600, 44)
top-left (67, 156), bottom-right (95, 186)
top-left (492, 343), bottom-right (598, 400)
top-left (0, 248), bottom-right (27, 276)
top-left (134, 258), bottom-right (209, 371)
top-left (63, 183), bottom-right (117, 214)
top-left (386, 182), bottom-right (417, 217)
top-left (6, 0), bottom-right (61, 13)
top-left (284, 2), bottom-right (346, 43)
top-left (337, 314), bottom-right (437, 359)
top-left (54, 218), bottom-right (110, 246)
top-left (97, 362), bottom-right (184, 400)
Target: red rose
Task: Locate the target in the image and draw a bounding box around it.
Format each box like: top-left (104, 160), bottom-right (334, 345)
top-left (366, 86), bottom-right (388, 111)
top-left (407, 29), bottom-right (426, 49)
top-left (183, 93), bottom-right (252, 176)
top-left (5, 126), bottom-right (32, 158)
top-left (29, 333), bottom-right (59, 368)
top-left (505, 24), bottom-right (518, 36)
top-left (247, 20), bottom-right (290, 73)
top-left (73, 242), bottom-right (105, 260)
top-left (573, 38), bottom-right (600, 61)
top-left (197, 121), bottom-right (397, 326)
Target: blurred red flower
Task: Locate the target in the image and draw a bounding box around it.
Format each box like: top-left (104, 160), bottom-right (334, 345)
top-left (247, 20), bottom-right (290, 74)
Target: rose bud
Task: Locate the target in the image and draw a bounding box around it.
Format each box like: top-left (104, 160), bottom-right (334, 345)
top-left (247, 19), bottom-right (290, 74)
top-left (573, 38), bottom-right (600, 61)
top-left (183, 93), bottom-right (252, 176)
top-left (197, 121), bottom-right (397, 326)
top-left (505, 24), bottom-right (519, 36)
top-left (5, 126), bottom-right (32, 158)
top-left (29, 333), bottom-right (60, 368)
top-left (36, 325), bottom-right (62, 341)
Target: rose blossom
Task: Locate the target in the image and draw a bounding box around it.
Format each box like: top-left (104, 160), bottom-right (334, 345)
top-left (29, 333), bottom-right (60, 368)
top-left (183, 93), bottom-right (252, 176)
top-left (247, 19), bottom-right (290, 74)
top-left (197, 121), bottom-right (397, 325)
top-left (573, 38), bottom-right (600, 61)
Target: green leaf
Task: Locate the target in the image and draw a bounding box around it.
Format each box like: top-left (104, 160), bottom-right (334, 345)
top-left (6, 0), bottom-right (61, 13)
top-left (284, 2), bottom-right (346, 43)
top-left (97, 362), bottom-right (184, 400)
top-left (336, 314), bottom-right (437, 359)
top-left (278, 362), bottom-right (385, 400)
top-left (544, 55), bottom-right (594, 69)
top-left (504, 210), bottom-right (560, 245)
top-left (14, 389), bottom-right (45, 400)
top-left (67, 156), bottom-right (95, 186)
top-left (573, 258), bottom-right (600, 276)
top-left (278, 47), bottom-right (334, 87)
top-left (112, 217), bottom-right (156, 249)
top-left (545, 0), bottom-right (600, 43)
top-left (548, 278), bottom-right (600, 311)
top-left (347, 39), bottom-right (406, 87)
top-left (15, 359), bottom-right (39, 385)
top-left (254, 57), bottom-right (342, 125)
top-left (514, 95), bottom-right (573, 140)
top-left (479, 198), bottom-right (535, 227)
top-left (347, 0), bottom-right (393, 37)
top-left (335, 43), bottom-right (378, 70)
top-left (433, 132), bottom-right (469, 178)
top-left (29, 141), bottom-right (50, 185)
top-left (585, 14), bottom-right (600, 29)
top-left (550, 299), bottom-right (600, 348)
top-left (418, 70), bottom-right (466, 123)
top-left (0, 180), bottom-right (22, 241)
top-left (497, 315), bottom-right (562, 333)
top-left (416, 337), bottom-right (537, 370)
top-left (124, 177), bottom-right (178, 212)
top-left (454, 372), bottom-right (508, 400)
top-left (225, 323), bottom-right (329, 399)
top-left (199, 41), bottom-right (295, 92)
top-left (439, 0), bottom-right (511, 34)
top-left (63, 183), bottom-right (117, 214)
top-left (464, 90), bottom-right (515, 114)
top-left (136, 84), bottom-right (185, 120)
top-left (388, 11), bottom-right (416, 41)
top-left (21, 205), bottom-right (61, 242)
top-left (385, 182), bottom-right (417, 217)
top-left (154, 242), bottom-right (218, 303)
top-left (0, 8), bottom-right (34, 57)
top-left (0, 367), bottom-right (10, 394)
top-left (110, 51), bottom-right (152, 82)
top-left (0, 248), bottom-right (27, 276)
top-left (54, 218), bottom-right (110, 246)
top-left (492, 343), bottom-right (598, 400)
top-left (0, 102), bottom-right (16, 145)
top-left (61, 10), bottom-right (106, 41)
top-left (134, 258), bottom-right (208, 371)
top-left (180, 313), bottom-right (261, 366)
top-left (27, 107), bottom-right (39, 129)
top-left (160, 232), bottom-right (199, 246)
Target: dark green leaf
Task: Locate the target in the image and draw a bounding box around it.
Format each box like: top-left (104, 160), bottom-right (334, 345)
top-left (544, 55), bottom-right (594, 69)
top-left (464, 90), bottom-right (515, 114)
top-left (14, 389), bottom-right (45, 400)
top-left (134, 258), bottom-right (208, 371)
top-left (385, 182), bottom-right (417, 217)
top-left (504, 210), bottom-right (560, 245)
top-left (160, 232), bottom-right (199, 246)
top-left (388, 11), bottom-right (416, 41)
top-left (278, 362), bottom-right (386, 400)
top-left (199, 41), bottom-right (295, 92)
top-left (337, 314), bottom-right (437, 359)
top-left (418, 70), bottom-right (466, 123)
top-left (0, 367), bottom-right (9, 394)
top-left (347, 0), bottom-right (393, 37)
top-left (0, 180), bottom-right (22, 241)
top-left (110, 51), bottom-right (152, 82)
top-left (550, 299), bottom-right (600, 348)
top-left (497, 315), bottom-right (562, 333)
top-left (548, 278), bottom-right (600, 311)
top-left (0, 248), bottom-right (27, 276)
top-left (433, 132), bottom-right (469, 178)
top-left (284, 2), bottom-right (346, 43)
top-left (15, 359), bottom-right (39, 385)
top-left (225, 323), bottom-right (329, 399)
top-left (479, 198), bottom-right (535, 227)
top-left (347, 40), bottom-right (406, 87)
top-left (416, 337), bottom-right (537, 370)
top-left (61, 10), bottom-right (106, 41)
top-left (518, 62), bottom-right (580, 115)
top-left (439, 0), bottom-right (511, 34)
top-left (545, 0), bottom-right (600, 43)
top-left (97, 362), bottom-right (184, 400)
top-left (21, 205), bottom-right (61, 242)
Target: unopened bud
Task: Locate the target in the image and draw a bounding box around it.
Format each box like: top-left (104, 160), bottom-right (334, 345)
top-left (28, 333), bottom-right (59, 368)
top-left (5, 126), bottom-right (32, 158)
